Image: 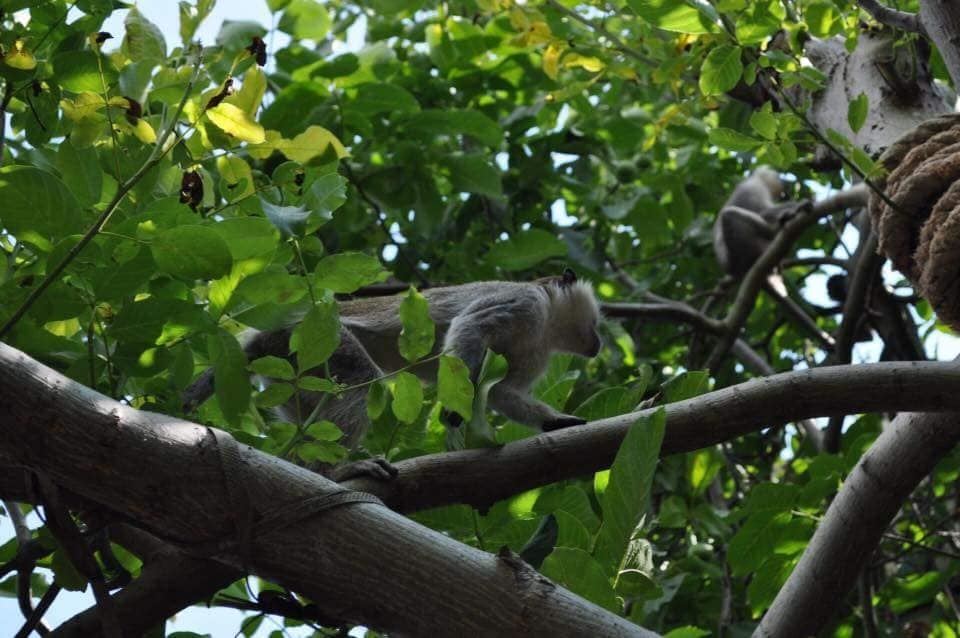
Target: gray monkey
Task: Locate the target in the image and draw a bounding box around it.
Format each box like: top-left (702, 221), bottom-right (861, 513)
top-left (183, 269), bottom-right (603, 481)
top-left (713, 168), bottom-right (835, 347)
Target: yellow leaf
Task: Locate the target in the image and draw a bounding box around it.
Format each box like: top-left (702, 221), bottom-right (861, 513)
top-left (226, 65), bottom-right (267, 118)
top-left (249, 126), bottom-right (348, 163)
top-left (563, 53), bottom-right (605, 72)
top-left (60, 93), bottom-right (107, 121)
top-left (509, 8), bottom-right (529, 30)
top-left (4, 39), bottom-right (37, 70)
top-left (286, 126), bottom-right (348, 161)
top-left (216, 156), bottom-right (255, 200)
top-left (205, 102), bottom-right (266, 144)
top-left (130, 118), bottom-right (157, 144)
top-left (247, 129), bottom-right (283, 160)
top-left (543, 44), bottom-right (562, 80)
top-left (525, 21), bottom-right (552, 46)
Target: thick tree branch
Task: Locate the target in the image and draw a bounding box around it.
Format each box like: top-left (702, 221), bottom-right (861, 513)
top-left (918, 0), bottom-right (960, 88)
top-left (859, 0), bottom-right (924, 34)
top-left (603, 299), bottom-right (821, 444)
top-left (757, 410), bottom-right (960, 637)
top-left (7, 357), bottom-right (960, 632)
top-left (0, 342), bottom-right (653, 638)
top-left (346, 359), bottom-right (960, 513)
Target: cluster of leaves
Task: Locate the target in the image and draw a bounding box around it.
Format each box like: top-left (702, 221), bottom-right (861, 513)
top-left (1, 0), bottom-right (959, 635)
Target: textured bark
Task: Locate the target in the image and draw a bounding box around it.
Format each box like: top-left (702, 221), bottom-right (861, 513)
top-left (804, 33), bottom-right (952, 159)
top-left (347, 360), bottom-right (960, 513)
top-left (0, 342), bottom-right (653, 638)
top-left (919, 0), bottom-right (960, 87)
top-left (756, 411), bottom-right (960, 637)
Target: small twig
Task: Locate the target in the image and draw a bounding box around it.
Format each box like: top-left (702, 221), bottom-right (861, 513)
top-left (37, 477), bottom-right (121, 638)
top-left (0, 79), bottom-right (13, 166)
top-left (4, 500), bottom-right (51, 635)
top-left (858, 0), bottom-right (925, 35)
top-left (342, 163), bottom-right (430, 287)
top-left (858, 570), bottom-right (879, 638)
top-left (0, 53), bottom-right (203, 339)
top-left (14, 582), bottom-right (61, 638)
top-left (543, 0), bottom-right (656, 67)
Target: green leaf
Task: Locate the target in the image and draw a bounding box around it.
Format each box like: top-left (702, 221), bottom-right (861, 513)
top-left (596, 410), bottom-right (666, 566)
top-left (179, 0), bottom-right (215, 44)
top-left (661, 370), bottom-right (709, 403)
top-left (438, 355), bottom-right (474, 421)
top-left (304, 172), bottom-right (347, 220)
top-left (398, 287), bottom-right (435, 363)
top-left (305, 420), bottom-right (344, 441)
top-left (296, 440), bottom-right (348, 464)
top-left (124, 6), bottom-right (167, 62)
top-left (51, 547), bottom-right (87, 591)
top-left (627, 0), bottom-right (716, 33)
top-left (367, 380), bottom-right (388, 420)
top-left (749, 108), bottom-right (777, 141)
top-left (255, 382), bottom-right (294, 408)
top-left (52, 51), bottom-right (118, 93)
top-left (404, 109), bottom-right (503, 147)
top-left (290, 301), bottom-right (341, 373)
top-left (805, 1), bottom-right (841, 38)
top-left (0, 165), bottom-right (83, 241)
top-left (728, 510), bottom-right (793, 576)
top-left (261, 198), bottom-right (311, 237)
top-left (209, 329), bottom-right (251, 426)
top-left (486, 228), bottom-right (567, 271)
top-left (151, 226), bottom-right (233, 281)
top-left (664, 627), bottom-right (712, 638)
top-left (392, 371), bottom-right (424, 424)
top-left (352, 83), bottom-right (421, 116)
top-left (279, 0), bottom-right (330, 40)
top-left (297, 376), bottom-right (339, 392)
top-left (447, 154), bottom-right (502, 197)
top-left (573, 386), bottom-right (645, 422)
top-left (707, 127), bottom-right (761, 152)
top-left (699, 45), bottom-right (743, 96)
top-left (249, 356), bottom-right (296, 380)
top-left (541, 548), bottom-right (619, 612)
top-left (56, 141), bottom-right (103, 207)
top-left (314, 252), bottom-right (389, 293)
top-left (210, 217), bottom-right (280, 262)
top-left (848, 92), bottom-right (868, 133)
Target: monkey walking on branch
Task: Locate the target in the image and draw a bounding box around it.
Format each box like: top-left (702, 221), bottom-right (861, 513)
top-left (183, 269), bottom-right (603, 481)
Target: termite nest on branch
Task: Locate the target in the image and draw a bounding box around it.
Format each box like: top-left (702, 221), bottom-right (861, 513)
top-left (869, 112), bottom-right (960, 329)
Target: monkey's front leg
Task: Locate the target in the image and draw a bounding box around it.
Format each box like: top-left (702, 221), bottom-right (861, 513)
top-left (488, 384), bottom-right (587, 432)
top-left (765, 199), bottom-right (812, 225)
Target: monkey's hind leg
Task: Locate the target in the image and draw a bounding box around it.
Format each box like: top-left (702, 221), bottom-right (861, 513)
top-left (298, 328), bottom-right (400, 482)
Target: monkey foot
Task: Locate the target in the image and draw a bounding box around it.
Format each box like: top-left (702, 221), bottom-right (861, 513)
top-left (332, 458), bottom-right (399, 482)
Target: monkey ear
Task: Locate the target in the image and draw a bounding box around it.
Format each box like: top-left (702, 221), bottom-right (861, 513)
top-left (562, 268), bottom-right (577, 285)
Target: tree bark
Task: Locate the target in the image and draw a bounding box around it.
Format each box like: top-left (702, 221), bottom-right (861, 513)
top-left (756, 410), bottom-right (960, 637)
top-left (0, 342), bottom-right (653, 638)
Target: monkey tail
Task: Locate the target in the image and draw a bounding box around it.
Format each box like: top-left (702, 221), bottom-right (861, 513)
top-left (181, 367), bottom-right (216, 414)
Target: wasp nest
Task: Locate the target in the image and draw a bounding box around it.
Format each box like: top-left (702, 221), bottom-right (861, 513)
top-left (869, 112), bottom-right (960, 329)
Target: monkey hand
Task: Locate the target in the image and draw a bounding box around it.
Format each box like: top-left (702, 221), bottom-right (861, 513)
top-left (777, 199), bottom-right (813, 224)
top-left (542, 414), bottom-right (588, 431)
top-left (331, 457), bottom-right (399, 482)
top-left (440, 408), bottom-right (465, 428)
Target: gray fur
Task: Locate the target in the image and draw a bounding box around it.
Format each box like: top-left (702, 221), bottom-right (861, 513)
top-left (181, 277), bottom-right (603, 479)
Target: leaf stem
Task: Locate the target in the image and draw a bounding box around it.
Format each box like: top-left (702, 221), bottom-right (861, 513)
top-left (0, 53), bottom-right (204, 339)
